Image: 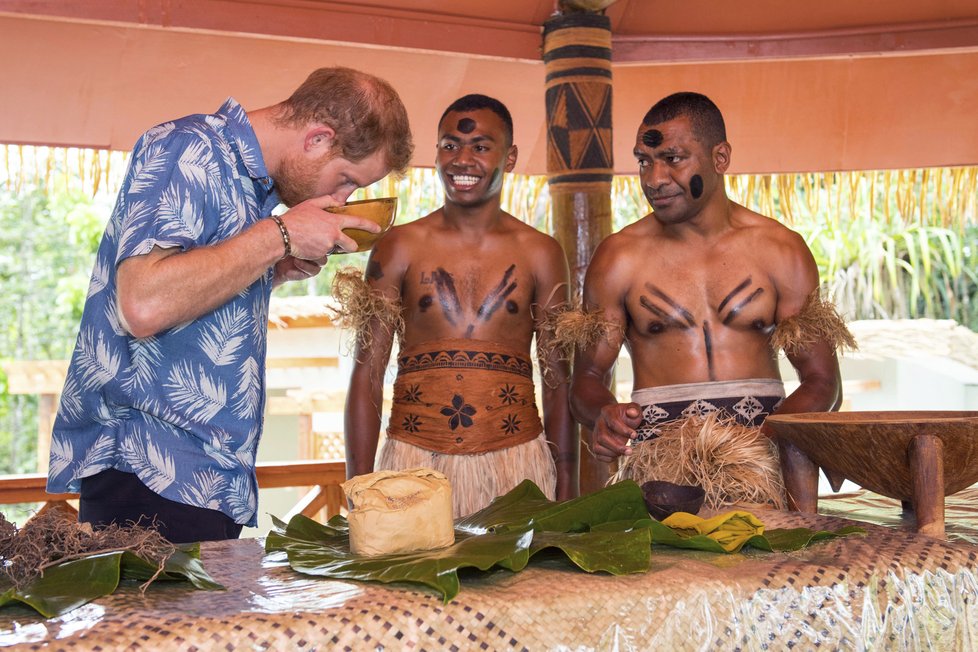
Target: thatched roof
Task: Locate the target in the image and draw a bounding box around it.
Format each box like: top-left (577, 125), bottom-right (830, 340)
top-left (847, 319), bottom-right (978, 371)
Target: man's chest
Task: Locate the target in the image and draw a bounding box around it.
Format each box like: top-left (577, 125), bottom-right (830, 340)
top-left (625, 268), bottom-right (778, 335)
top-left (404, 261), bottom-right (536, 324)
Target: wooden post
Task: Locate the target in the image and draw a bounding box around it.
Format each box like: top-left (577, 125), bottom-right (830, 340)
top-left (909, 433), bottom-right (945, 538)
top-left (543, 11), bottom-right (615, 493)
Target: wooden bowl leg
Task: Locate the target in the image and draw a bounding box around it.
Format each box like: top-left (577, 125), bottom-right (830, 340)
top-left (909, 434), bottom-right (946, 538)
top-left (778, 439), bottom-right (819, 513)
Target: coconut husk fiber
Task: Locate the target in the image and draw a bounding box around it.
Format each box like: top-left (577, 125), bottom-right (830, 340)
top-left (772, 291), bottom-right (857, 356)
top-left (544, 306), bottom-right (622, 365)
top-left (612, 412), bottom-right (787, 510)
top-left (0, 509), bottom-right (176, 590)
top-left (329, 266), bottom-right (404, 359)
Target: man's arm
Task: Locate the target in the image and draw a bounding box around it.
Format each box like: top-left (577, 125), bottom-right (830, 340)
top-left (772, 232), bottom-right (843, 416)
top-left (344, 237), bottom-right (404, 480)
top-left (569, 239), bottom-right (642, 463)
top-left (117, 196), bottom-right (380, 338)
top-left (533, 238), bottom-right (579, 500)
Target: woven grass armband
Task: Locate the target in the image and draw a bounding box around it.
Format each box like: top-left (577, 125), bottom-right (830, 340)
top-left (771, 291), bottom-right (858, 356)
top-left (330, 267), bottom-right (404, 357)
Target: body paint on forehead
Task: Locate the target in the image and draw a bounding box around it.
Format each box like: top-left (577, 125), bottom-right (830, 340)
top-left (477, 264), bottom-right (518, 320)
top-left (457, 118), bottom-right (476, 133)
top-left (690, 175), bottom-right (704, 199)
top-left (642, 129), bottom-right (663, 148)
top-left (432, 268), bottom-right (462, 325)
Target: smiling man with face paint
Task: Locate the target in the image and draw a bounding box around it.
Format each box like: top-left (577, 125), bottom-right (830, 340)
top-left (570, 92), bottom-right (852, 512)
top-left (345, 94), bottom-right (579, 518)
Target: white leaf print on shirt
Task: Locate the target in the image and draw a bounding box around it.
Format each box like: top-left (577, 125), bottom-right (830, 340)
top-left (57, 375), bottom-right (84, 423)
top-left (128, 141), bottom-right (171, 195)
top-left (158, 186), bottom-right (204, 242)
top-left (177, 138), bottom-right (216, 189)
top-left (120, 432), bottom-right (177, 493)
top-left (164, 362), bottom-right (227, 424)
top-left (74, 434), bottom-right (116, 479)
top-left (122, 336), bottom-right (163, 394)
top-left (103, 292), bottom-right (129, 338)
top-left (179, 469), bottom-right (226, 510)
top-left (232, 356), bottom-right (260, 420)
top-left (200, 305), bottom-right (248, 366)
top-left (235, 425), bottom-right (259, 468)
top-left (87, 257), bottom-right (111, 298)
top-left (76, 327), bottom-right (121, 391)
top-left (118, 200), bottom-right (156, 256)
top-left (204, 429), bottom-right (238, 470)
top-left (226, 474), bottom-right (256, 522)
top-left (48, 437), bottom-right (74, 479)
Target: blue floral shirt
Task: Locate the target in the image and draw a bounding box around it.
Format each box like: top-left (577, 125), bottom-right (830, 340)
top-left (47, 99), bottom-right (280, 526)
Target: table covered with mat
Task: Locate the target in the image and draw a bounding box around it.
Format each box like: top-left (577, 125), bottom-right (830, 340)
top-left (2, 501), bottom-right (978, 651)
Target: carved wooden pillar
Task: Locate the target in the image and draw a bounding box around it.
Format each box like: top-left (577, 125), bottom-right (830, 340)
top-left (543, 11), bottom-right (614, 493)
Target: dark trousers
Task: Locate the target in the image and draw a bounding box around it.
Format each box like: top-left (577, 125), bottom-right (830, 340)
top-left (79, 468), bottom-right (243, 544)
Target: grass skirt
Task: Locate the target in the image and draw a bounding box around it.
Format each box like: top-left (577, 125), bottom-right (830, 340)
top-left (378, 433), bottom-right (556, 518)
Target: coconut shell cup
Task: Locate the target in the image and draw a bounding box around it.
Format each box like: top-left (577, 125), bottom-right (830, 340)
top-left (641, 480), bottom-right (706, 521)
top-left (324, 197), bottom-right (398, 252)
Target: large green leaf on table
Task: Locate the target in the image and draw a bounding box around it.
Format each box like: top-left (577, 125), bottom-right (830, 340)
top-left (0, 552), bottom-right (123, 618)
top-left (267, 514), bottom-right (535, 601)
top-left (267, 480), bottom-right (654, 602)
top-left (646, 517), bottom-right (865, 554)
top-left (120, 544), bottom-right (225, 591)
top-left (0, 546), bottom-right (224, 619)
top-left (456, 479), bottom-right (650, 534)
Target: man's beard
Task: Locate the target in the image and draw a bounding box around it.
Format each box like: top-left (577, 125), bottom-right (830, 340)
top-left (275, 151), bottom-right (332, 207)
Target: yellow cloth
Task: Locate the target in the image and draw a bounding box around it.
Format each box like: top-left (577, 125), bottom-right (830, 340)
top-left (662, 511), bottom-right (766, 553)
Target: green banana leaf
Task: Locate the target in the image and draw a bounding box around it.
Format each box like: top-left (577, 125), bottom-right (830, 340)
top-left (266, 480), bottom-right (655, 602)
top-left (646, 516), bottom-right (865, 553)
top-left (0, 544), bottom-right (224, 618)
top-left (267, 479), bottom-right (864, 603)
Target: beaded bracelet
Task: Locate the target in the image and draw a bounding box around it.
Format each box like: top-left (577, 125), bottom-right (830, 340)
top-left (268, 214), bottom-right (292, 259)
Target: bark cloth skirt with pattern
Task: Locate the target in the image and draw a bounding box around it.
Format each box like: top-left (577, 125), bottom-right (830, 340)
top-left (379, 338), bottom-right (556, 517)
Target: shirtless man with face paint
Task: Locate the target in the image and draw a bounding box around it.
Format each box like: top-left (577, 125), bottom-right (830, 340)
top-left (345, 94), bottom-right (579, 517)
top-left (570, 92), bottom-right (845, 511)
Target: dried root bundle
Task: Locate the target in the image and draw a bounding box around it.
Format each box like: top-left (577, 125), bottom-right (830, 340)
top-left (0, 509), bottom-right (176, 591)
top-left (330, 267), bottom-right (404, 357)
top-left (615, 412), bottom-right (787, 510)
top-left (772, 291), bottom-right (857, 356)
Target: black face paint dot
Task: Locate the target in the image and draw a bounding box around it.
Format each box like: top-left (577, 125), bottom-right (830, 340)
top-left (419, 295), bottom-right (433, 311)
top-left (752, 319), bottom-right (767, 330)
top-left (690, 174), bottom-right (704, 199)
top-left (642, 129), bottom-right (663, 148)
top-left (457, 118), bottom-right (476, 134)
top-left (505, 300), bottom-right (518, 314)
top-left (647, 322), bottom-right (665, 334)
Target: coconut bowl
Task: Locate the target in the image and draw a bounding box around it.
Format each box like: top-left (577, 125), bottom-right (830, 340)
top-left (324, 197), bottom-right (397, 252)
top-left (641, 480), bottom-right (706, 520)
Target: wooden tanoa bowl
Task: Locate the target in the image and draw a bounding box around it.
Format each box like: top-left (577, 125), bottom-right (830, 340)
top-left (325, 197), bottom-right (397, 252)
top-left (765, 411), bottom-right (978, 537)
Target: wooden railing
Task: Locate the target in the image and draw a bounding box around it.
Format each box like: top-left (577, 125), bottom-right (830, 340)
top-left (0, 460), bottom-right (347, 521)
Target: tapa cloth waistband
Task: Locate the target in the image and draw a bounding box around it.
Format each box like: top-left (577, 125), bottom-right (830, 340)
top-left (631, 378), bottom-right (785, 442)
top-left (387, 339), bottom-right (543, 454)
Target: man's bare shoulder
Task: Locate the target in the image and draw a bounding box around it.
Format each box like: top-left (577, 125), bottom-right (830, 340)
top-left (733, 204), bottom-right (809, 251)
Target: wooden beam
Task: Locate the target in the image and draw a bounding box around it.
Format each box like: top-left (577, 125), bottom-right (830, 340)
top-left (0, 461), bottom-right (348, 504)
